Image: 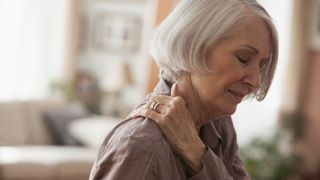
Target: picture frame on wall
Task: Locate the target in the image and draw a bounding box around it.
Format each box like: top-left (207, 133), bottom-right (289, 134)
top-left (310, 0), bottom-right (320, 50)
top-left (96, 0), bottom-right (146, 3)
top-left (91, 12), bottom-right (142, 54)
top-left (77, 13), bottom-right (90, 53)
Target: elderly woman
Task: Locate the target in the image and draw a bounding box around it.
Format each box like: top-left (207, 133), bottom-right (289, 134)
top-left (90, 0), bottom-right (278, 179)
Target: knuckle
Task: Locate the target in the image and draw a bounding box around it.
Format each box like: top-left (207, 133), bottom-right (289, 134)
top-left (170, 104), bottom-right (179, 113)
top-left (150, 96), bottom-right (157, 101)
top-left (163, 111), bottom-right (174, 121)
top-left (142, 109), bottom-right (151, 116)
top-left (173, 96), bottom-right (185, 105)
top-left (159, 117), bottom-right (169, 127)
top-left (150, 95), bottom-right (162, 102)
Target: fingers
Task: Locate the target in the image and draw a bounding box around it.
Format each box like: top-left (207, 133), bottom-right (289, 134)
top-left (142, 101), bottom-right (171, 114)
top-left (148, 95), bottom-right (185, 108)
top-left (135, 108), bottom-right (162, 123)
top-left (150, 95), bottom-right (187, 110)
top-left (135, 97), bottom-right (185, 117)
top-left (134, 104), bottom-right (178, 127)
top-left (149, 95), bottom-right (173, 105)
top-left (127, 84), bottom-right (187, 120)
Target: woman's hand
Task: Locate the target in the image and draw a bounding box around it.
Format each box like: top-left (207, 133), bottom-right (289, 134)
top-left (130, 82), bottom-right (206, 174)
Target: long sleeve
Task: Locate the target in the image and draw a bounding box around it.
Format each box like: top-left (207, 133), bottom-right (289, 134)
top-left (187, 117), bottom-right (250, 180)
top-left (188, 148), bottom-right (233, 180)
top-left (187, 148), bottom-right (250, 180)
top-left (89, 117), bottom-right (191, 180)
top-left (90, 154), bottom-right (157, 180)
top-left (89, 135), bottom-right (158, 180)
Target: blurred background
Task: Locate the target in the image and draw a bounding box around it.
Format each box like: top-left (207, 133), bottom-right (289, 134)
top-left (0, 0), bottom-right (320, 179)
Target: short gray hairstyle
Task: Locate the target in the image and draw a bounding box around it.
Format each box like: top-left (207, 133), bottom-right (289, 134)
top-left (150, 0), bottom-right (278, 101)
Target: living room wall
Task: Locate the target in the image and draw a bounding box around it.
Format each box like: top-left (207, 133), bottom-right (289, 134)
top-left (66, 0), bottom-right (157, 116)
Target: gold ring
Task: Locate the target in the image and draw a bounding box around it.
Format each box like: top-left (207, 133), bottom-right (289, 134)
top-left (150, 101), bottom-right (160, 112)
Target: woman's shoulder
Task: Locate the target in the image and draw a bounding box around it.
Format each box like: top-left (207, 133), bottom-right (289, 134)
top-left (115, 117), bottom-right (164, 143)
top-left (92, 117), bottom-right (169, 177)
top-left (99, 117), bottom-right (167, 155)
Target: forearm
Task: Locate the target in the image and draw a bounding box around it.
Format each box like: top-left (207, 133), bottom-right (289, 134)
top-left (180, 140), bottom-right (207, 174)
top-left (185, 148), bottom-right (250, 180)
top-left (187, 148), bottom-right (234, 180)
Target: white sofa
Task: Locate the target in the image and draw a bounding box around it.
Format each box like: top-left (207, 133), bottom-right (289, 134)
top-left (0, 100), bottom-right (119, 180)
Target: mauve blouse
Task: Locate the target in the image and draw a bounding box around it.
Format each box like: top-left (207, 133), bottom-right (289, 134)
top-left (89, 79), bottom-right (250, 180)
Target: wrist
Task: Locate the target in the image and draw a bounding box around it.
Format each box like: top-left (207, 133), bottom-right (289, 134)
top-left (182, 140), bottom-right (206, 174)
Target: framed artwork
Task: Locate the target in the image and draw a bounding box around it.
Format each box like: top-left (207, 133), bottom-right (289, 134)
top-left (310, 0), bottom-right (320, 49)
top-left (77, 13), bottom-right (90, 53)
top-left (96, 0), bottom-right (146, 3)
top-left (91, 12), bottom-right (142, 54)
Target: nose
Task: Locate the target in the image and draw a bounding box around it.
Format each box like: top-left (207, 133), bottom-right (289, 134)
top-left (243, 65), bottom-right (261, 92)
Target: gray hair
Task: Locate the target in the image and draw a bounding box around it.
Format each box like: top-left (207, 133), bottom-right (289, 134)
top-left (150, 0), bottom-right (278, 101)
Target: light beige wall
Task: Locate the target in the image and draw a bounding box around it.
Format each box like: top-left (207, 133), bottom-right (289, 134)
top-left (286, 0), bottom-right (320, 173)
top-left (299, 51), bottom-right (320, 172)
top-left (281, 0), bottom-right (311, 114)
top-left (63, 0), bottom-right (80, 84)
top-left (146, 0), bottom-right (176, 93)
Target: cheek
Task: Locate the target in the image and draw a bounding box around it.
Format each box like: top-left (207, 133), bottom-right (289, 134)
top-left (191, 73), bottom-right (225, 101)
top-left (191, 67), bottom-right (244, 102)
top-left (200, 73), bottom-right (244, 107)
top-left (223, 72), bottom-right (243, 86)
top-left (220, 64), bottom-right (246, 86)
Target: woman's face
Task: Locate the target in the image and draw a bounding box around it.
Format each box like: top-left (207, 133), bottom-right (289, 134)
top-left (191, 16), bottom-right (271, 119)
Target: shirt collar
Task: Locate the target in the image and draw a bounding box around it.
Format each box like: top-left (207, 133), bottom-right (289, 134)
top-left (152, 78), bottom-right (172, 96)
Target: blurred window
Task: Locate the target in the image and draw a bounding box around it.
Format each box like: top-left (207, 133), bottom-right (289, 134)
top-left (0, 0), bottom-right (70, 101)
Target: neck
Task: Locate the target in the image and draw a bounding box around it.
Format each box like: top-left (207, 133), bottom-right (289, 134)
top-left (176, 80), bottom-right (207, 130)
top-left (176, 74), bottom-right (224, 130)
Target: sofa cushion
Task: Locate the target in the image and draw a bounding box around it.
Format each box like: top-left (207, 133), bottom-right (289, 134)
top-left (43, 102), bottom-right (91, 146)
top-left (0, 102), bottom-right (29, 145)
top-left (57, 161), bottom-right (94, 180)
top-left (0, 146), bottom-right (97, 180)
top-left (68, 116), bottom-right (120, 148)
top-left (0, 162), bottom-right (55, 180)
top-left (22, 100), bottom-right (65, 145)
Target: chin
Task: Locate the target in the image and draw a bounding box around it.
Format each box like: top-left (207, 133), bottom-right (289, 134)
top-left (210, 106), bottom-right (237, 119)
top-left (222, 105), bottom-right (237, 115)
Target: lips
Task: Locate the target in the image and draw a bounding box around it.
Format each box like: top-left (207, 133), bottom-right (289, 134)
top-left (227, 89), bottom-right (245, 103)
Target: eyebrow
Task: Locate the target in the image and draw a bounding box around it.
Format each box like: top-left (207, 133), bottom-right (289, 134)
top-left (239, 44), bottom-right (259, 53)
top-left (239, 44), bottom-right (271, 60)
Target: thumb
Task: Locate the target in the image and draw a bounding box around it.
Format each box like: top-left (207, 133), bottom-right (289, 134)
top-left (170, 83), bottom-right (179, 97)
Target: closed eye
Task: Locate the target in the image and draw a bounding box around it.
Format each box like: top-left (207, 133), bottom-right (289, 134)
top-left (236, 56), bottom-right (248, 64)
